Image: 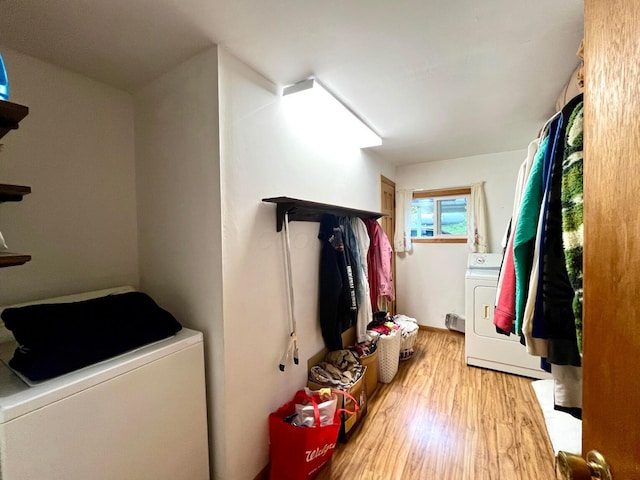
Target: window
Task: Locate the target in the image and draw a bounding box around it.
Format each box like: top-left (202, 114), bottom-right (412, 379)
top-left (410, 187), bottom-right (470, 243)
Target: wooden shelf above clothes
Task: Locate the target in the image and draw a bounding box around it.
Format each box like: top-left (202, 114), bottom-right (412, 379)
top-left (0, 100), bottom-right (29, 140)
top-left (262, 196), bottom-right (384, 232)
top-left (0, 252), bottom-right (31, 268)
top-left (0, 184), bottom-right (31, 202)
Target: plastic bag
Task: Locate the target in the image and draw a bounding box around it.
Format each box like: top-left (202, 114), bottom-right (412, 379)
top-left (294, 388), bottom-right (337, 427)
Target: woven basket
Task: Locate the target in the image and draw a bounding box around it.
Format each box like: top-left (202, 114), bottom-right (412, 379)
top-left (375, 329), bottom-right (401, 383)
top-left (399, 329), bottom-right (418, 361)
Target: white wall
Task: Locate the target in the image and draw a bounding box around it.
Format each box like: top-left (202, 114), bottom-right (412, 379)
top-left (133, 47), bottom-right (224, 478)
top-left (0, 43), bottom-right (527, 480)
top-left (218, 49), bottom-right (394, 480)
top-left (0, 47), bottom-right (139, 305)
top-left (395, 150), bottom-right (526, 328)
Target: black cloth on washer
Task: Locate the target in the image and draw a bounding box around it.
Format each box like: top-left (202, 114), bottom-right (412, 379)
top-left (2, 292), bottom-right (182, 381)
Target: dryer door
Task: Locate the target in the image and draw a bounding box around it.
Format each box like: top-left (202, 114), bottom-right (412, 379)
top-left (473, 285), bottom-right (520, 342)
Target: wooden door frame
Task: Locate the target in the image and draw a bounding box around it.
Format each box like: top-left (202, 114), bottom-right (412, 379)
top-left (380, 175), bottom-right (396, 315)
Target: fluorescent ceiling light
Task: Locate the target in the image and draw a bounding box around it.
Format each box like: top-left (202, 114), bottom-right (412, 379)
top-left (282, 78), bottom-right (382, 149)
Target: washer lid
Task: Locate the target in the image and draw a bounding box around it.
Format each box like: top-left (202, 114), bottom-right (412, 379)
top-left (0, 328), bottom-right (203, 423)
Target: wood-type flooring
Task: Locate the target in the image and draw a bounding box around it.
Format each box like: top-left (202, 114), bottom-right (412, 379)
top-left (315, 329), bottom-right (557, 480)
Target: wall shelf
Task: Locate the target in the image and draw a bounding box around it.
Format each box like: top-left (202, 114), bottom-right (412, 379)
top-left (0, 252), bottom-right (31, 268)
top-left (0, 100), bottom-right (31, 268)
top-left (262, 196), bottom-right (384, 232)
top-left (0, 184), bottom-right (31, 202)
top-left (0, 100), bottom-right (29, 140)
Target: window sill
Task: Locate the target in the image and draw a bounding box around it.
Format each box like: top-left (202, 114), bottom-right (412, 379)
top-left (411, 238), bottom-right (467, 244)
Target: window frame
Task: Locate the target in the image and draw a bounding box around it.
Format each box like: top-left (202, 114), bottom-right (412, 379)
top-left (411, 187), bottom-right (471, 244)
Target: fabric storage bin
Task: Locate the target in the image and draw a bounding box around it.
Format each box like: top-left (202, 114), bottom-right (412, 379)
top-left (375, 329), bottom-right (401, 383)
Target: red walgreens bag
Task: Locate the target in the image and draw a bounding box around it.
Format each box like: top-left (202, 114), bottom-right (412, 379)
top-left (269, 388), bottom-right (358, 480)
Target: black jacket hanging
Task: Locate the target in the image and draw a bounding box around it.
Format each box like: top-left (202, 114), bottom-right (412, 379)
top-left (318, 214), bottom-right (357, 351)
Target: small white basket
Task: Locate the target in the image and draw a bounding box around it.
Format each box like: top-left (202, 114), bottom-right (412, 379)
top-left (375, 329), bottom-right (401, 383)
top-left (394, 314), bottom-right (420, 361)
top-left (400, 329), bottom-right (418, 361)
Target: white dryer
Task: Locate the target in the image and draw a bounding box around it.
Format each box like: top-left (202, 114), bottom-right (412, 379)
top-left (465, 253), bottom-right (551, 379)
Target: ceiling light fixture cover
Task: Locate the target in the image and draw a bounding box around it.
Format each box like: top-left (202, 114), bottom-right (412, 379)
top-left (0, 52), bottom-right (9, 101)
top-left (282, 78), bottom-right (382, 149)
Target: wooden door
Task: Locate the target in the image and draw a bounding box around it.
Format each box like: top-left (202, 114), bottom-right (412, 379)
top-left (581, 1), bottom-right (640, 476)
top-left (380, 175), bottom-right (396, 315)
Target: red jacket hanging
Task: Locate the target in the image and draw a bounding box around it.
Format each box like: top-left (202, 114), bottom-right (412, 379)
top-left (494, 226), bottom-right (517, 333)
top-left (365, 219), bottom-right (395, 312)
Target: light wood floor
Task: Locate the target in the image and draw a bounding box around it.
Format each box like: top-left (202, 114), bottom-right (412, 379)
top-left (315, 330), bottom-right (557, 480)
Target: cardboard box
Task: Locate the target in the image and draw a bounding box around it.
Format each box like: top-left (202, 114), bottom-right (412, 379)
top-left (338, 371), bottom-right (367, 442)
top-left (359, 350), bottom-right (379, 399)
top-left (307, 342), bottom-right (368, 443)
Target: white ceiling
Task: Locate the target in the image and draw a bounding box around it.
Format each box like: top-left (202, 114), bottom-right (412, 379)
top-left (0, 0), bottom-right (584, 165)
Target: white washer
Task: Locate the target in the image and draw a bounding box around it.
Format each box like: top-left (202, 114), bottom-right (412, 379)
top-left (0, 289), bottom-right (210, 480)
top-left (465, 253), bottom-right (551, 379)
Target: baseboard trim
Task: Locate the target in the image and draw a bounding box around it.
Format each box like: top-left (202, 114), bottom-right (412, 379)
top-left (419, 325), bottom-right (464, 336)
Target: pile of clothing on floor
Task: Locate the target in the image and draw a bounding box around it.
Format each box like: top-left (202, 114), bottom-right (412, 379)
top-left (309, 350), bottom-right (365, 390)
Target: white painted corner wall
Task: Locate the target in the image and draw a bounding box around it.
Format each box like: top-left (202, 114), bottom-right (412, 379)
top-left (217, 48), bottom-right (394, 480)
top-left (0, 47), bottom-right (139, 305)
top-left (132, 46), bottom-right (224, 479)
top-left (394, 150), bottom-right (526, 328)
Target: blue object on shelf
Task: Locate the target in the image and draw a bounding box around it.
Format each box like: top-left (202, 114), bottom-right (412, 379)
top-left (0, 51), bottom-right (9, 101)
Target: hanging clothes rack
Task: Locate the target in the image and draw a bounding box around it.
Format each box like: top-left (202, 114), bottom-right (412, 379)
top-left (263, 196), bottom-right (384, 371)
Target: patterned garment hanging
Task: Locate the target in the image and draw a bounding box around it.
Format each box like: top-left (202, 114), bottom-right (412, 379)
top-left (560, 101), bottom-right (584, 354)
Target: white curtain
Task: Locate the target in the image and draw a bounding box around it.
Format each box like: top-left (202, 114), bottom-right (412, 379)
top-left (468, 181), bottom-right (488, 253)
top-left (394, 189), bottom-right (414, 253)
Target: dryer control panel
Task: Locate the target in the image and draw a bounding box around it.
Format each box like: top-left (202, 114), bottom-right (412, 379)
top-left (467, 253), bottom-right (503, 270)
